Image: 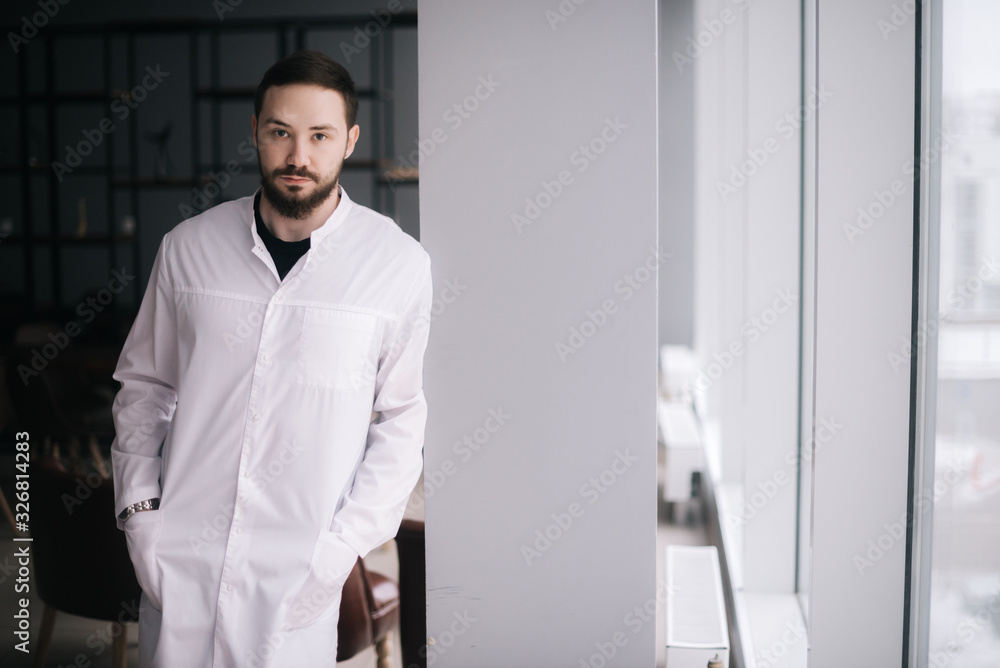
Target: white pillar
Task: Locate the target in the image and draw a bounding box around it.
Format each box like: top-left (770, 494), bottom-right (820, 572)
top-left (419, 1), bottom-right (660, 664)
top-left (807, 0), bottom-right (917, 663)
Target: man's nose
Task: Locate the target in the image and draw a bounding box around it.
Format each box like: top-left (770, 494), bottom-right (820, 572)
top-left (286, 138), bottom-right (310, 168)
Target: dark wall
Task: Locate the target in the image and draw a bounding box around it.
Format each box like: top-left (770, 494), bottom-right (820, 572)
top-left (0, 0), bottom-right (419, 321)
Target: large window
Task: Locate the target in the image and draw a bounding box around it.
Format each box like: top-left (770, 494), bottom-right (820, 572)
top-left (918, 0), bottom-right (1000, 664)
top-left (694, 0), bottom-right (922, 663)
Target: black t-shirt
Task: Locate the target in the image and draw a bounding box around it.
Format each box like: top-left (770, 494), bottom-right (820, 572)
top-left (253, 190), bottom-right (310, 280)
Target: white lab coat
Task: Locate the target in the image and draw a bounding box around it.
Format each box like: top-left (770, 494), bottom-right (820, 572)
top-left (110, 186), bottom-right (432, 667)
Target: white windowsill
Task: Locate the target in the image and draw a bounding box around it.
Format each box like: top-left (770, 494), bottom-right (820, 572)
top-left (706, 430), bottom-right (808, 668)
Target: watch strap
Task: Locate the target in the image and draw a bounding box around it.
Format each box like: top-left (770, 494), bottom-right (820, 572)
top-left (118, 497), bottom-right (160, 522)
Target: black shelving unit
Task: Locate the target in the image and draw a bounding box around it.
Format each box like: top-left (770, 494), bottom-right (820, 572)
top-left (0, 13), bottom-right (418, 330)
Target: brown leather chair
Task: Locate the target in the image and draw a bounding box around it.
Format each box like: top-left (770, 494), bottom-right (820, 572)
top-left (31, 455), bottom-right (142, 668)
top-left (337, 557), bottom-right (401, 666)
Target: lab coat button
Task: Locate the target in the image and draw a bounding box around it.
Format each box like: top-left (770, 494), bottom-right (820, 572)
top-left (226, 584), bottom-right (233, 592)
top-left (251, 413), bottom-right (260, 422)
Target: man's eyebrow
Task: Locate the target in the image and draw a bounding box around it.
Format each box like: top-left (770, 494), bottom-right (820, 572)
top-left (262, 117), bottom-right (336, 132)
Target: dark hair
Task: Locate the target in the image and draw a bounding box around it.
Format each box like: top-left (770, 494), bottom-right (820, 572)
top-left (254, 50), bottom-right (359, 129)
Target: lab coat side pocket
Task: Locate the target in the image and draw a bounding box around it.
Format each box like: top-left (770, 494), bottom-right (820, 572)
top-left (297, 308), bottom-right (378, 392)
top-left (282, 529), bottom-right (355, 632)
top-left (124, 509), bottom-right (164, 612)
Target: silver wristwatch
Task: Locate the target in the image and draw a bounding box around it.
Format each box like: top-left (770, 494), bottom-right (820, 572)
top-left (118, 497), bottom-right (160, 522)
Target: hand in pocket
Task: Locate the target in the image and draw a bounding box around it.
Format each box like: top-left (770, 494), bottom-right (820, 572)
top-left (282, 531), bottom-right (355, 632)
top-left (124, 509), bottom-right (164, 611)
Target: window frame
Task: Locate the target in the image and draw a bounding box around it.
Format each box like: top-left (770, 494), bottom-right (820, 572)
top-left (693, 0), bottom-right (924, 664)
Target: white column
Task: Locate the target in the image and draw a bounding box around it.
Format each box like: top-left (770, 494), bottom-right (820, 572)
top-left (740, 0), bottom-right (802, 595)
top-left (807, 0), bottom-right (917, 664)
top-left (419, 1), bottom-right (659, 665)
top-left (693, 0), bottom-right (747, 486)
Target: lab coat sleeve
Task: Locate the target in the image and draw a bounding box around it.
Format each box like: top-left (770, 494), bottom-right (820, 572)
top-left (320, 251), bottom-right (433, 577)
top-left (110, 235), bottom-right (179, 530)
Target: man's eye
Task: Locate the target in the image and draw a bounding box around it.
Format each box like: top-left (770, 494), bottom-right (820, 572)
top-left (274, 129), bottom-right (288, 137)
top-left (314, 134), bottom-right (326, 141)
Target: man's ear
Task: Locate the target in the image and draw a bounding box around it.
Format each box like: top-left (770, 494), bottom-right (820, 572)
top-left (344, 124), bottom-right (360, 160)
top-left (251, 115), bottom-right (258, 148)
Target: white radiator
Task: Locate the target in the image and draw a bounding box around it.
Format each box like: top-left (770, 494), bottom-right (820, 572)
top-left (659, 344), bottom-right (698, 401)
top-left (659, 400), bottom-right (704, 502)
top-left (666, 545), bottom-right (730, 668)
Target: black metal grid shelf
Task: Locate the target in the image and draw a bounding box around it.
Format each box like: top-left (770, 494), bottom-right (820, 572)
top-left (0, 13), bottom-right (416, 328)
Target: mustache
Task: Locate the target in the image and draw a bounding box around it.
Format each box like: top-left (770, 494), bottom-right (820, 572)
top-left (272, 166), bottom-right (317, 180)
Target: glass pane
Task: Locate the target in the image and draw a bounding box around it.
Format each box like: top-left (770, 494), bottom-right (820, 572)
top-left (926, 1), bottom-right (1000, 665)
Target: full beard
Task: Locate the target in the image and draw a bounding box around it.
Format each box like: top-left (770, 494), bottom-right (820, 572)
top-left (259, 164), bottom-right (341, 220)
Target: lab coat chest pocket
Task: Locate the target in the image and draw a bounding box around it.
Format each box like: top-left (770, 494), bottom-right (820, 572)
top-left (297, 308), bottom-right (377, 392)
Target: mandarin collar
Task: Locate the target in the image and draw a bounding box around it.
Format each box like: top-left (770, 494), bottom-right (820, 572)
top-left (247, 184), bottom-right (354, 251)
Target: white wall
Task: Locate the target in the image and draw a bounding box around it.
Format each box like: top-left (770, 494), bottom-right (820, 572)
top-left (419, 1), bottom-right (659, 665)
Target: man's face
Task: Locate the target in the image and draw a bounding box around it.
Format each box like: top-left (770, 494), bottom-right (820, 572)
top-left (253, 83), bottom-right (359, 220)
